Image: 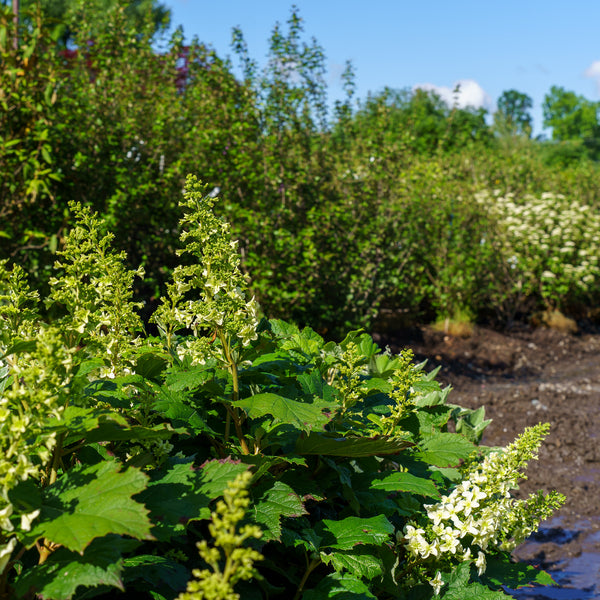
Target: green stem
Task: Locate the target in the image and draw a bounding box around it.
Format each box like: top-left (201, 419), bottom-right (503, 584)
top-left (293, 557), bottom-right (321, 600)
top-left (48, 433), bottom-right (65, 486)
top-left (218, 331), bottom-right (249, 455)
top-left (224, 410), bottom-right (232, 442)
top-left (39, 433), bottom-right (65, 564)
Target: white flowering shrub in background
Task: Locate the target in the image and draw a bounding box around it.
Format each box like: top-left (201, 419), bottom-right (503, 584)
top-left (476, 190), bottom-right (600, 317)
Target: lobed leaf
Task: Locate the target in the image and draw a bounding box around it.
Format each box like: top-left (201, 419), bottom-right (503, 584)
top-left (13, 536), bottom-right (138, 600)
top-left (150, 384), bottom-right (210, 434)
top-left (197, 459), bottom-right (251, 500)
top-left (134, 352), bottom-right (170, 380)
top-left (296, 370), bottom-right (338, 402)
top-left (43, 406), bottom-right (181, 446)
top-left (252, 480), bottom-right (307, 541)
top-left (369, 471), bottom-right (440, 498)
top-left (302, 572), bottom-right (376, 599)
top-left (296, 432), bottom-right (413, 457)
top-left (417, 432), bottom-right (475, 467)
top-left (137, 459), bottom-right (212, 541)
top-left (122, 554), bottom-right (190, 594)
top-left (321, 550), bottom-right (383, 580)
top-left (440, 563), bottom-right (510, 599)
top-left (320, 515), bottom-right (394, 551)
top-left (485, 555), bottom-right (555, 588)
top-left (234, 392), bottom-right (335, 432)
top-left (164, 365), bottom-right (213, 392)
top-left (20, 462), bottom-right (153, 554)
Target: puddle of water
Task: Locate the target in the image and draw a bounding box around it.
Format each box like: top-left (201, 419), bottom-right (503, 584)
top-left (508, 526), bottom-right (600, 599)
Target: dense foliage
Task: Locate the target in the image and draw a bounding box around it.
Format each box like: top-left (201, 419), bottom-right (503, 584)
top-left (4, 3), bottom-right (600, 334)
top-left (0, 179), bottom-right (564, 599)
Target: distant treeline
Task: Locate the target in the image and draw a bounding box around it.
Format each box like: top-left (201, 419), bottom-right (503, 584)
top-left (3, 2), bottom-right (600, 335)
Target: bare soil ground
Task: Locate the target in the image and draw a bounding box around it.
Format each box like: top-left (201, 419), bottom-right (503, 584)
top-left (374, 323), bottom-right (600, 598)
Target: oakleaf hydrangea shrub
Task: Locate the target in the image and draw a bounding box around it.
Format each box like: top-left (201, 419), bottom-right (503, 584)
top-left (0, 175), bottom-right (564, 599)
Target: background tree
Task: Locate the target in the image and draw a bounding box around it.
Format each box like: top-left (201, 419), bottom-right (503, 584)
top-left (1, 0), bottom-right (171, 45)
top-left (350, 87), bottom-right (491, 156)
top-left (494, 89), bottom-right (533, 137)
top-left (542, 85), bottom-right (600, 162)
top-left (543, 85), bottom-right (600, 141)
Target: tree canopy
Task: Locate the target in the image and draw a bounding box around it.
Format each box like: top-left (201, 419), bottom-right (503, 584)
top-left (495, 89), bottom-right (533, 137)
top-left (4, 0), bottom-right (171, 45)
top-left (543, 85), bottom-right (600, 141)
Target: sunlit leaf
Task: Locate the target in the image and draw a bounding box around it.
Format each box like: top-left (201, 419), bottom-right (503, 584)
top-left (320, 515), bottom-right (394, 550)
top-left (21, 462), bottom-right (153, 553)
top-left (234, 392), bottom-right (334, 432)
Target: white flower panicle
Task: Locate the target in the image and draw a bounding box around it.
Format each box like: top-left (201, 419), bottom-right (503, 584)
top-left (403, 423), bottom-right (564, 590)
top-left (47, 202), bottom-right (145, 376)
top-left (153, 175), bottom-right (259, 360)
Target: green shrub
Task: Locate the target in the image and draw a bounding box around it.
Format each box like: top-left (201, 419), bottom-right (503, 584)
top-left (0, 177), bottom-right (563, 599)
top-left (0, 5), bottom-right (63, 286)
top-left (6, 4), bottom-right (600, 334)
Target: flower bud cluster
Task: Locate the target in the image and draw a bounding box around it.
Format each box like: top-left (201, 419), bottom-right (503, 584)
top-left (177, 470), bottom-right (263, 600)
top-left (403, 424), bottom-right (564, 593)
top-left (0, 261), bottom-right (39, 346)
top-left (332, 342), bottom-right (368, 413)
top-left (369, 349), bottom-right (423, 437)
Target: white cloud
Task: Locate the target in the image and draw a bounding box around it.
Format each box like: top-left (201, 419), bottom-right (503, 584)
top-left (584, 60), bottom-right (600, 95)
top-left (413, 79), bottom-right (491, 110)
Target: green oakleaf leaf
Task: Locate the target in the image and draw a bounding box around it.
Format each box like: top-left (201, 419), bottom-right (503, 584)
top-left (135, 352), bottom-right (169, 380)
top-left (416, 406), bottom-right (453, 435)
top-left (138, 458), bottom-right (248, 541)
top-left (164, 365), bottom-right (213, 391)
top-left (197, 459), bottom-right (250, 501)
top-left (21, 462), bottom-right (153, 554)
top-left (369, 471), bottom-right (440, 498)
top-left (296, 432), bottom-right (413, 456)
top-left (296, 371), bottom-right (338, 402)
top-left (485, 555), bottom-right (555, 588)
top-left (43, 406), bottom-right (180, 445)
top-left (417, 432), bottom-right (475, 467)
top-left (122, 554), bottom-right (190, 593)
top-left (252, 480), bottom-right (307, 541)
top-left (303, 572), bottom-right (376, 599)
top-left (151, 385), bottom-right (210, 434)
top-left (233, 392), bottom-right (334, 432)
top-left (321, 549), bottom-right (383, 580)
top-left (1, 339), bottom-right (37, 358)
top-left (137, 459), bottom-right (212, 541)
top-left (440, 563), bottom-right (509, 599)
top-left (320, 515), bottom-right (394, 551)
top-left (13, 536), bottom-right (138, 600)
top-left (8, 479), bottom-right (41, 514)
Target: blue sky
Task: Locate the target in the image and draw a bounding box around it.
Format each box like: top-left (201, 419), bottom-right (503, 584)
top-left (165, 1), bottom-right (600, 137)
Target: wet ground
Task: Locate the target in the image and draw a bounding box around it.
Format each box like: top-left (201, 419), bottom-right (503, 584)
top-left (375, 323), bottom-right (600, 599)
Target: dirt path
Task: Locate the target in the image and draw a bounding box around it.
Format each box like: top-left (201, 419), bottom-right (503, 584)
top-left (375, 324), bottom-right (600, 599)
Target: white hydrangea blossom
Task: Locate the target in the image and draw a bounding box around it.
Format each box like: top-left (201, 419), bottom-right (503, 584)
top-left (430, 570), bottom-right (443, 595)
top-left (402, 424), bottom-right (564, 590)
